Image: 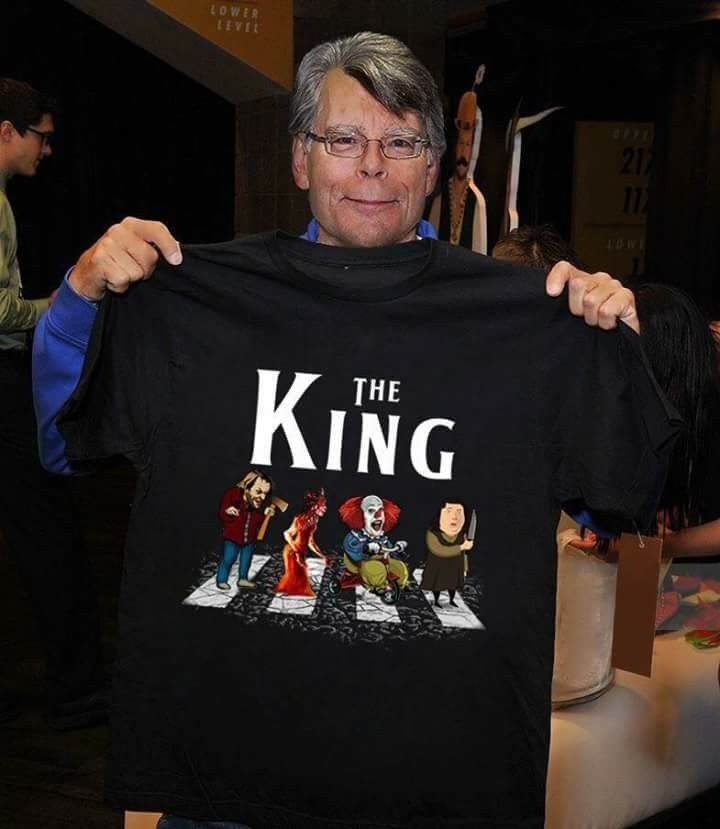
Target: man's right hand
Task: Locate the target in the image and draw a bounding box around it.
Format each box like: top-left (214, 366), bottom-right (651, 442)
top-left (69, 217), bottom-right (182, 302)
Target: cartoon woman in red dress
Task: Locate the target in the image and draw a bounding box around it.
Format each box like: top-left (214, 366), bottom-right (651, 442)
top-left (275, 489), bottom-right (328, 596)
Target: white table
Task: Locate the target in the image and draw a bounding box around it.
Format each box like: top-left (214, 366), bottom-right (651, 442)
top-left (547, 632), bottom-right (720, 828)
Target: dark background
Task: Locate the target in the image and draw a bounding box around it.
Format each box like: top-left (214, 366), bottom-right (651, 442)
top-left (0, 0), bottom-right (236, 298)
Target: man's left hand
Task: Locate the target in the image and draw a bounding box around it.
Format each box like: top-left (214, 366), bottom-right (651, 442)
top-left (545, 262), bottom-right (639, 334)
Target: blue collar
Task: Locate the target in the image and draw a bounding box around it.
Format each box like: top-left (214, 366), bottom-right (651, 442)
top-left (300, 217), bottom-right (437, 242)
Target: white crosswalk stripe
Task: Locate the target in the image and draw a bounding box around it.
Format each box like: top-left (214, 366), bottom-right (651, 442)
top-left (355, 586), bottom-right (402, 623)
top-left (412, 568), bottom-right (485, 630)
top-left (183, 557), bottom-right (485, 633)
top-left (183, 555), bottom-right (271, 609)
top-left (266, 557), bottom-right (327, 617)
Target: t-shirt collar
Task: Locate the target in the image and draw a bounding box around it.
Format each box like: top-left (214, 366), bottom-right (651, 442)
top-left (300, 217), bottom-right (438, 243)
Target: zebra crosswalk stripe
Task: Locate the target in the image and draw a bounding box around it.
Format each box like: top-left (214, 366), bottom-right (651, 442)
top-left (412, 568), bottom-right (485, 630)
top-left (266, 557), bottom-right (327, 617)
top-left (355, 586), bottom-right (402, 623)
top-left (183, 555), bottom-right (271, 609)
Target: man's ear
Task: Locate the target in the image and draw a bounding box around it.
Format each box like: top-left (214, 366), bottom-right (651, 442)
top-left (424, 150), bottom-right (441, 198)
top-left (0, 120), bottom-right (16, 143)
top-left (291, 135), bottom-right (310, 191)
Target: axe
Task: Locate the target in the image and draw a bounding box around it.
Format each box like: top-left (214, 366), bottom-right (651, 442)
top-left (257, 496), bottom-right (288, 541)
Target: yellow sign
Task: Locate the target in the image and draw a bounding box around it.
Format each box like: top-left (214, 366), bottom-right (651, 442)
top-left (148, 0), bottom-right (293, 90)
top-left (572, 121), bottom-right (654, 278)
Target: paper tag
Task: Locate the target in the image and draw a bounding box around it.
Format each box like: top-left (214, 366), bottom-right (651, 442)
top-left (611, 532), bottom-right (663, 677)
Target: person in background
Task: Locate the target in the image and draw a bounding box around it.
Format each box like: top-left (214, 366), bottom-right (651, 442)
top-left (0, 78), bottom-right (105, 727)
top-left (635, 283), bottom-right (720, 560)
top-left (492, 223), bottom-right (584, 272)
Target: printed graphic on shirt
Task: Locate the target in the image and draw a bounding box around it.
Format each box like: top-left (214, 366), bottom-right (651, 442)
top-left (274, 488), bottom-right (327, 598)
top-left (185, 485), bottom-right (485, 644)
top-left (249, 369), bottom-right (457, 480)
top-left (183, 368), bottom-right (485, 643)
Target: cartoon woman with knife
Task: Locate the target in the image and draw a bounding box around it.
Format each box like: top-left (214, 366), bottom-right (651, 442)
top-left (421, 501), bottom-right (476, 608)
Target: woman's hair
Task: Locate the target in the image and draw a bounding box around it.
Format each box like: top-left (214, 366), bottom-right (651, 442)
top-left (635, 282), bottom-right (720, 528)
top-left (430, 500), bottom-right (468, 533)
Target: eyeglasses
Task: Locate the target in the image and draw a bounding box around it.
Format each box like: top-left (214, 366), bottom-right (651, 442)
top-left (304, 130), bottom-right (430, 160)
top-left (26, 126), bottom-right (54, 147)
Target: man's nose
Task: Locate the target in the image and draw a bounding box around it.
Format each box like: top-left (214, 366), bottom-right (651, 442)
top-left (43, 142), bottom-right (53, 157)
top-left (358, 140), bottom-right (388, 178)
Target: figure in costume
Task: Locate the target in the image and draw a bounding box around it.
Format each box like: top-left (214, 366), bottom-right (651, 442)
top-left (216, 469), bottom-right (277, 590)
top-left (338, 495), bottom-right (409, 590)
top-left (275, 489), bottom-right (328, 597)
top-left (421, 501), bottom-right (475, 607)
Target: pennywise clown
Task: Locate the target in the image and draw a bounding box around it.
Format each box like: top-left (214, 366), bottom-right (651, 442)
top-left (338, 494), bottom-right (410, 590)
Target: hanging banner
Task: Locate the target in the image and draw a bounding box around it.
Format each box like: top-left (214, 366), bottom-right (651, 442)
top-left (148, 0), bottom-right (293, 90)
top-left (572, 121), bottom-right (653, 278)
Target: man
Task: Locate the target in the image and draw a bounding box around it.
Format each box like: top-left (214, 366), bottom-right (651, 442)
top-left (0, 78), bottom-right (105, 728)
top-left (429, 89), bottom-right (486, 251)
top-left (33, 33), bottom-right (669, 829)
top-left (216, 470), bottom-right (275, 590)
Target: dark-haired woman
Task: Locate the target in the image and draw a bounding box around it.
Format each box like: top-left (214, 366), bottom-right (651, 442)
top-left (635, 283), bottom-right (720, 558)
top-left (421, 501), bottom-right (474, 607)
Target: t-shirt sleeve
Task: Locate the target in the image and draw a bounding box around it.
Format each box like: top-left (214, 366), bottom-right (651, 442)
top-left (57, 283), bottom-right (169, 470)
top-left (551, 322), bottom-right (682, 532)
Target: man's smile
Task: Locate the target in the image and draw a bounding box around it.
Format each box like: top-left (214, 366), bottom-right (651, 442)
top-left (343, 196), bottom-right (399, 212)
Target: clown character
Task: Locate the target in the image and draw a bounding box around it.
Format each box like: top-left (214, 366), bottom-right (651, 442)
top-left (216, 470), bottom-right (276, 590)
top-left (338, 495), bottom-right (409, 591)
top-left (421, 501), bottom-right (474, 607)
top-left (275, 489), bottom-right (328, 597)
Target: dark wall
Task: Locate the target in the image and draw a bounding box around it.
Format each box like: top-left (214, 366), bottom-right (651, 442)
top-left (443, 14), bottom-right (661, 247)
top-left (443, 2), bottom-right (720, 313)
top-left (0, 0), bottom-right (235, 298)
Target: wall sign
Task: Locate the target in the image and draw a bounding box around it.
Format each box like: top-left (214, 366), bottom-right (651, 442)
top-left (572, 121), bottom-right (654, 278)
top-left (148, 0), bottom-right (293, 90)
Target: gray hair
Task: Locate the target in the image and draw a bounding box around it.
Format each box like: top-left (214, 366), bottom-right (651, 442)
top-left (289, 31), bottom-right (446, 159)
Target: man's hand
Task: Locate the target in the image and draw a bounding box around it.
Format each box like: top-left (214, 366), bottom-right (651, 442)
top-left (545, 261), bottom-right (639, 334)
top-left (69, 217), bottom-right (182, 302)
top-left (225, 506), bottom-right (240, 517)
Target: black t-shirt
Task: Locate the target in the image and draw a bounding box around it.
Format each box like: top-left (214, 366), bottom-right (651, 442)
top-left (59, 232), bottom-right (679, 828)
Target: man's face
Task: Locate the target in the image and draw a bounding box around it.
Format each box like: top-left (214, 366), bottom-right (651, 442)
top-left (245, 478), bottom-right (271, 510)
top-left (1, 113), bottom-right (54, 178)
top-left (361, 495), bottom-right (385, 537)
top-left (292, 69), bottom-right (439, 247)
top-left (439, 503), bottom-right (465, 536)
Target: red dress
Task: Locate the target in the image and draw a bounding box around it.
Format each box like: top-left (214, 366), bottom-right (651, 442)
top-left (275, 513), bottom-right (322, 596)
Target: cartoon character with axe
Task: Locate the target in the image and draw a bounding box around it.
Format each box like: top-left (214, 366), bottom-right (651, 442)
top-left (216, 469), bottom-right (288, 590)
